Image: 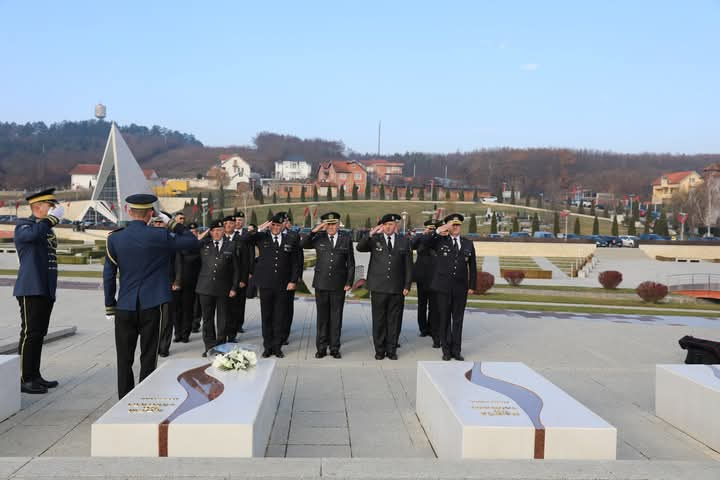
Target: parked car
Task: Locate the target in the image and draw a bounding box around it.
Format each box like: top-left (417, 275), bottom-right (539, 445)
top-left (587, 235), bottom-right (609, 247)
top-left (487, 233), bottom-right (503, 239)
top-left (599, 235), bottom-right (622, 247)
top-left (619, 235), bottom-right (640, 247)
top-left (509, 231), bottom-right (530, 238)
top-left (532, 231), bottom-right (554, 239)
top-left (639, 233), bottom-right (670, 241)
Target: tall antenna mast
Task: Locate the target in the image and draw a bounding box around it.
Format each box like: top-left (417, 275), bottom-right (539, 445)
top-left (377, 120), bottom-right (381, 156)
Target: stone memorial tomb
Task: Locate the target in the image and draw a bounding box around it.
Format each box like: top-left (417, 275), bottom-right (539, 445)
top-left (0, 355), bottom-right (20, 422)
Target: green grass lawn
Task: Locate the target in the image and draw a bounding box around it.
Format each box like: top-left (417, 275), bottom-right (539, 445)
top-left (464, 301), bottom-right (720, 317)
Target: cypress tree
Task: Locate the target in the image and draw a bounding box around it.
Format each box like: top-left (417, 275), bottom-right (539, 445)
top-left (392, 185), bottom-right (398, 200)
top-left (257, 189), bottom-right (264, 205)
top-left (469, 214), bottom-right (477, 233)
top-left (286, 190), bottom-right (291, 203)
top-left (497, 184), bottom-right (504, 203)
top-left (578, 201), bottom-right (585, 215)
top-left (444, 188), bottom-right (450, 201)
top-left (405, 186), bottom-right (412, 200)
top-left (643, 218), bottom-right (651, 234)
top-left (379, 183), bottom-right (386, 200)
top-left (312, 185), bottom-right (319, 202)
top-left (432, 185), bottom-right (438, 201)
top-left (304, 213), bottom-right (311, 227)
top-left (592, 216), bottom-right (599, 235)
top-left (287, 208), bottom-right (293, 223)
top-left (272, 192), bottom-right (277, 204)
top-left (628, 216), bottom-right (637, 235)
top-left (510, 187), bottom-right (516, 205)
top-left (419, 187), bottom-right (425, 201)
top-left (532, 213), bottom-right (540, 235)
top-left (339, 185), bottom-right (345, 201)
top-left (574, 217), bottom-right (581, 235)
top-left (490, 212), bottom-right (498, 234)
top-left (364, 182), bottom-right (371, 200)
top-left (590, 200), bottom-right (596, 216)
top-left (525, 195), bottom-right (530, 207)
top-left (250, 210), bottom-right (258, 226)
top-left (326, 186), bottom-right (333, 201)
top-left (345, 213), bottom-right (352, 229)
top-left (511, 216), bottom-right (519, 233)
top-left (300, 186), bottom-right (306, 202)
top-left (611, 215), bottom-right (619, 236)
top-left (553, 211), bottom-right (560, 236)
top-left (458, 189), bottom-right (465, 201)
top-left (473, 189), bottom-right (479, 202)
top-left (352, 184), bottom-right (359, 200)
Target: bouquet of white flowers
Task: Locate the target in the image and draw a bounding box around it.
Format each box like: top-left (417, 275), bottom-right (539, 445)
top-left (211, 347), bottom-right (258, 372)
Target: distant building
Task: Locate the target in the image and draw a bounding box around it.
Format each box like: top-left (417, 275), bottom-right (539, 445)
top-left (217, 154), bottom-right (252, 190)
top-left (70, 163), bottom-right (158, 190)
top-left (651, 170), bottom-right (703, 205)
top-left (316, 160), bottom-right (367, 193)
top-left (360, 159), bottom-right (404, 183)
top-left (275, 159), bottom-right (312, 180)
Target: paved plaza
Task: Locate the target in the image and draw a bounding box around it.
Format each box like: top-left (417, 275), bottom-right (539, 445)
top-left (1, 277), bottom-right (720, 478)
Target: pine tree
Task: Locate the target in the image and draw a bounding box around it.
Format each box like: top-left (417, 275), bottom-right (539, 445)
top-left (287, 208), bottom-right (293, 223)
top-left (431, 185), bottom-right (438, 201)
top-left (525, 195), bottom-right (530, 207)
top-left (300, 186), bottom-right (306, 202)
top-left (458, 189), bottom-right (465, 201)
top-left (379, 183), bottom-right (386, 200)
top-left (352, 184), bottom-right (359, 200)
top-left (272, 192), bottom-right (277, 204)
top-left (510, 187), bottom-right (516, 205)
top-left (405, 186), bottom-right (412, 200)
top-left (444, 188), bottom-right (450, 201)
top-left (473, 189), bottom-right (479, 202)
top-left (419, 187), bottom-right (425, 201)
top-left (250, 210), bottom-right (258, 226)
top-left (267, 208), bottom-right (274, 221)
top-left (590, 200), bottom-right (596, 216)
top-left (326, 186), bottom-right (333, 201)
top-left (553, 211), bottom-right (560, 236)
top-left (592, 216), bottom-right (599, 235)
top-left (628, 216), bottom-right (637, 235)
top-left (532, 213), bottom-right (540, 235)
top-left (632, 200), bottom-right (640, 220)
top-left (611, 215), bottom-right (619, 236)
top-left (469, 214), bottom-right (477, 233)
top-left (312, 185), bottom-right (319, 202)
top-left (286, 190), bottom-right (291, 203)
top-left (497, 184), bottom-right (504, 204)
top-left (345, 213), bottom-right (352, 229)
top-left (574, 217), bottom-right (581, 235)
top-left (304, 213), bottom-right (311, 227)
top-left (490, 212), bottom-right (498, 234)
top-left (511, 216), bottom-right (520, 233)
top-left (392, 185), bottom-right (398, 200)
top-left (654, 209), bottom-right (669, 236)
top-left (364, 182), bottom-right (371, 200)
top-left (339, 185), bottom-right (345, 201)
top-left (365, 217), bottom-right (371, 229)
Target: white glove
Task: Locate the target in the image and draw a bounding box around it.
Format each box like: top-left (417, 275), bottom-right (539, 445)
top-left (48, 204), bottom-right (65, 221)
top-left (105, 315), bottom-right (115, 322)
top-left (158, 212), bottom-right (171, 224)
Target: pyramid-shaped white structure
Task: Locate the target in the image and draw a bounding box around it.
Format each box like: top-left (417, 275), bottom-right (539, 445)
top-left (80, 122), bottom-right (157, 224)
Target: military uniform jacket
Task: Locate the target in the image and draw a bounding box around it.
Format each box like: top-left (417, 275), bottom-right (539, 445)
top-left (356, 233), bottom-right (412, 294)
top-left (301, 230), bottom-right (355, 291)
top-left (411, 234), bottom-right (436, 287)
top-left (284, 229), bottom-right (304, 281)
top-left (195, 238), bottom-right (244, 297)
top-left (421, 234), bottom-right (477, 293)
top-left (228, 229), bottom-right (255, 276)
top-left (240, 230), bottom-right (301, 290)
top-left (103, 220), bottom-right (199, 311)
top-left (176, 244), bottom-right (201, 288)
top-left (13, 216), bottom-right (58, 300)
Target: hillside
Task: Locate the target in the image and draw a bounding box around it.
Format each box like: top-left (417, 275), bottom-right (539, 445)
top-left (1, 120), bottom-right (718, 200)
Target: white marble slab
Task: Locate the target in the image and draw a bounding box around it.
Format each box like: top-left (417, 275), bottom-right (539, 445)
top-left (92, 358), bottom-right (281, 457)
top-left (416, 361), bottom-right (616, 459)
top-left (0, 355), bottom-right (20, 422)
top-left (656, 364), bottom-right (720, 452)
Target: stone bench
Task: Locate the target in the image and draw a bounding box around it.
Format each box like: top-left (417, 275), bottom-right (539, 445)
top-left (656, 364), bottom-right (720, 452)
top-left (0, 355), bottom-right (20, 422)
top-left (416, 361), bottom-right (616, 459)
top-left (92, 358), bottom-right (281, 457)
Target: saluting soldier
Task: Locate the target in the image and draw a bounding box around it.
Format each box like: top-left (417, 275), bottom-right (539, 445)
top-left (421, 213), bottom-right (477, 361)
top-left (103, 194), bottom-right (199, 399)
top-left (151, 214), bottom-right (183, 357)
top-left (356, 213), bottom-right (412, 360)
top-left (280, 212), bottom-right (302, 346)
top-left (301, 212), bottom-right (355, 359)
top-left (411, 219), bottom-right (441, 346)
top-left (14, 188), bottom-right (64, 394)
top-left (196, 220), bottom-right (245, 353)
top-left (231, 211), bottom-right (252, 336)
top-left (222, 215), bottom-right (249, 341)
top-left (241, 213), bottom-right (301, 358)
top-left (174, 222), bottom-right (201, 343)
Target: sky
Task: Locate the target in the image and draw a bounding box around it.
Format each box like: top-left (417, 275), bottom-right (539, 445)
top-left (1, 0), bottom-right (719, 155)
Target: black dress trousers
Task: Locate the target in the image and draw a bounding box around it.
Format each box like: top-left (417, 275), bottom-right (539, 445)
top-left (434, 283), bottom-right (468, 357)
top-left (17, 296), bottom-right (53, 382)
top-left (114, 305), bottom-right (162, 399)
top-left (198, 294), bottom-right (230, 351)
top-left (259, 288), bottom-right (288, 353)
top-left (416, 282), bottom-right (432, 336)
top-left (370, 292), bottom-right (403, 356)
top-left (315, 289), bottom-right (345, 353)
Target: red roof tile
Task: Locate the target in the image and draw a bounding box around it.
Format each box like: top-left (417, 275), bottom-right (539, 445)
top-left (652, 170), bottom-right (697, 186)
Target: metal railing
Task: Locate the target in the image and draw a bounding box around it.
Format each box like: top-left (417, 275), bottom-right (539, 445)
top-left (665, 273), bottom-right (720, 291)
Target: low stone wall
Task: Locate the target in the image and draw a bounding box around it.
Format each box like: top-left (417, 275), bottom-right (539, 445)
top-left (640, 244), bottom-right (720, 261)
top-left (473, 240), bottom-right (595, 258)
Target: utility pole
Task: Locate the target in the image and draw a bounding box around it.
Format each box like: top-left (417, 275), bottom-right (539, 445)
top-left (377, 120), bottom-right (381, 156)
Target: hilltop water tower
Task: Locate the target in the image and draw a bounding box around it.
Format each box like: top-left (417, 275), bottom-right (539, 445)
top-left (95, 103), bottom-right (107, 121)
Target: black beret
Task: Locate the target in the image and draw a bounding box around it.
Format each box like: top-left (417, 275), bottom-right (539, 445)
top-left (234, 211), bottom-right (245, 218)
top-left (423, 219), bottom-right (438, 229)
top-left (125, 193), bottom-right (158, 208)
top-left (444, 213), bottom-right (464, 225)
top-left (222, 215), bottom-right (235, 223)
top-left (26, 188), bottom-right (58, 205)
top-left (270, 213), bottom-right (285, 224)
top-left (209, 220), bottom-right (224, 229)
top-left (378, 213), bottom-right (401, 225)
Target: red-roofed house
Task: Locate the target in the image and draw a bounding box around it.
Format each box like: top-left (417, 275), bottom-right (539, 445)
top-left (70, 164), bottom-right (158, 190)
top-left (316, 161), bottom-right (367, 195)
top-left (651, 170), bottom-right (703, 205)
top-left (360, 159), bottom-right (404, 183)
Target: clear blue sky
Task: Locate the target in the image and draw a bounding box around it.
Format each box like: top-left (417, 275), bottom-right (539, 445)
top-left (1, 0), bottom-right (719, 155)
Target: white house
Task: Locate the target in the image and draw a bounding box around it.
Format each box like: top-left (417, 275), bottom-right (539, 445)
top-left (219, 155), bottom-right (252, 190)
top-left (275, 160), bottom-right (312, 180)
top-left (70, 163), bottom-right (159, 190)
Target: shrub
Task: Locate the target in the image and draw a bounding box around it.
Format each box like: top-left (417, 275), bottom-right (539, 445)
top-left (598, 270), bottom-right (623, 289)
top-left (475, 272), bottom-right (495, 294)
top-left (503, 270), bottom-right (525, 287)
top-left (636, 281), bottom-right (668, 303)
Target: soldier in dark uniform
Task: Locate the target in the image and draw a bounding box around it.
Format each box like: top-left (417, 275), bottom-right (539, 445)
top-left (241, 213), bottom-right (301, 358)
top-left (280, 212), bottom-right (302, 346)
top-left (421, 213), bottom-right (477, 361)
top-left (356, 213), bottom-right (412, 360)
top-left (221, 215), bottom-right (247, 342)
top-left (151, 214), bottom-right (183, 357)
top-left (103, 194), bottom-right (199, 399)
top-left (231, 212), bottom-right (252, 336)
top-left (174, 222), bottom-right (202, 343)
top-left (301, 212), bottom-right (355, 359)
top-left (411, 219), bottom-right (441, 346)
top-left (14, 188), bottom-right (64, 394)
top-left (195, 220), bottom-right (245, 353)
